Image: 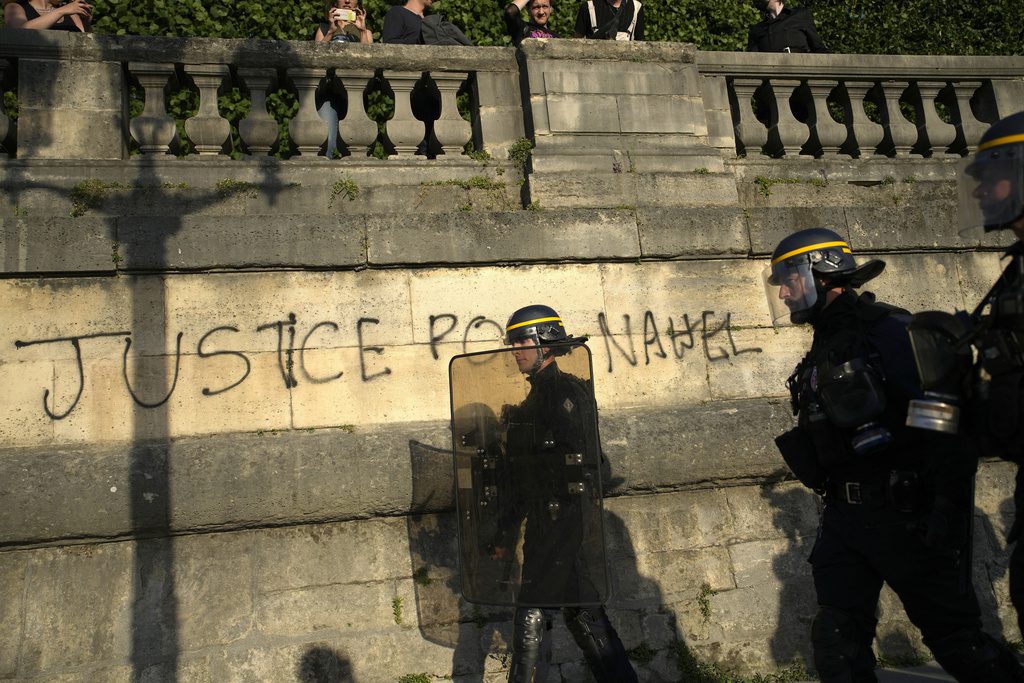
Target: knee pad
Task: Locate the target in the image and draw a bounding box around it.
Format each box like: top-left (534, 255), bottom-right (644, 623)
top-left (811, 606), bottom-right (877, 682)
top-left (928, 629), bottom-right (1024, 683)
top-left (513, 608), bottom-right (548, 651)
top-left (508, 609), bottom-right (552, 683)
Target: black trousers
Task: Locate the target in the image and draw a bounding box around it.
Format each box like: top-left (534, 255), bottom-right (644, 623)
top-left (507, 605), bottom-right (637, 683)
top-left (811, 501), bottom-right (1023, 682)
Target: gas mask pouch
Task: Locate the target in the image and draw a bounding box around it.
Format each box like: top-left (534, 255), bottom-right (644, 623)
top-left (817, 358), bottom-right (887, 428)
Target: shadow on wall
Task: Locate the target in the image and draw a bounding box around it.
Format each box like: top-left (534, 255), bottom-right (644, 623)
top-left (406, 438), bottom-right (514, 678)
top-left (406, 439), bottom-right (693, 679)
top-left (296, 645), bottom-right (355, 683)
top-left (762, 485), bottom-right (819, 674)
top-left (83, 38), bottom-right (299, 683)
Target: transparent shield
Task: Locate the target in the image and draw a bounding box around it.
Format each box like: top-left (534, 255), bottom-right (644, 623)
top-left (449, 343), bottom-right (608, 607)
top-left (958, 154), bottom-right (1024, 237)
top-left (763, 261), bottom-right (818, 326)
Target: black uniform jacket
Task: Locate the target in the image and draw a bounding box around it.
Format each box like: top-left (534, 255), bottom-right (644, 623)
top-left (500, 361), bottom-right (605, 605)
top-left (747, 6), bottom-right (829, 53)
top-left (794, 291), bottom-right (975, 505)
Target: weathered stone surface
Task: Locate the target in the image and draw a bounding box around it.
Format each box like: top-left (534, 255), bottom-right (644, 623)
top-left (637, 206), bottom-right (748, 257)
top-left (118, 215), bottom-right (366, 270)
top-left (367, 210), bottom-right (641, 265)
top-left (2, 35), bottom-right (1024, 683)
top-left (1, 217), bottom-right (116, 273)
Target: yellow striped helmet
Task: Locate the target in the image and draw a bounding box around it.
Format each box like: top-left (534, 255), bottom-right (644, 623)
top-left (763, 227), bottom-right (884, 325)
top-left (960, 111), bottom-right (1024, 235)
top-left (504, 304), bottom-right (567, 345)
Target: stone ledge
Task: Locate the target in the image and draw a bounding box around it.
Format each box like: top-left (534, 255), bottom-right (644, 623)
top-left (0, 398), bottom-right (794, 546)
top-left (0, 30), bottom-right (519, 72)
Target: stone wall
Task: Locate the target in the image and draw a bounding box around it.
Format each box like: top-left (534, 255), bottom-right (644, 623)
top-left (1, 34), bottom-right (1023, 683)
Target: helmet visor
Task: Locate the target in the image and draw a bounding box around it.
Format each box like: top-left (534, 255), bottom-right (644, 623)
top-left (957, 147), bottom-right (1024, 237)
top-left (763, 260), bottom-right (818, 326)
top-left (503, 325), bottom-right (541, 347)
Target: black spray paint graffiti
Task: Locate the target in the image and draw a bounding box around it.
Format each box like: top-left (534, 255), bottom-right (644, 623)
top-left (14, 314), bottom-right (392, 420)
top-left (14, 310), bottom-right (759, 420)
top-left (597, 310), bottom-right (762, 373)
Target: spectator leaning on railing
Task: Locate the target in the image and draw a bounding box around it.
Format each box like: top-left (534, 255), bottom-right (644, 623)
top-left (573, 0), bottom-right (643, 41)
top-left (3, 0), bottom-right (91, 32)
top-left (503, 0), bottom-right (558, 47)
top-left (747, 0), bottom-right (828, 53)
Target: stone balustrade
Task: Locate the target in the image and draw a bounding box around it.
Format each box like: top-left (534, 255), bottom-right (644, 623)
top-left (1, 30), bottom-right (1022, 166)
top-left (0, 29), bottom-right (523, 161)
top-left (697, 51), bottom-right (1024, 159)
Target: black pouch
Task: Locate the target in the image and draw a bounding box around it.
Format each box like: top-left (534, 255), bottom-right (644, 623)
top-left (887, 470), bottom-right (926, 514)
top-left (775, 428), bottom-right (826, 491)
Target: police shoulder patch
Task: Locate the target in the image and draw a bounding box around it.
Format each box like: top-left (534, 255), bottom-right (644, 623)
top-left (563, 398), bottom-right (575, 413)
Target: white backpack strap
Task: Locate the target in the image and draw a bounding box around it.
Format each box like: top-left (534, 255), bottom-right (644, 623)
top-left (587, 0), bottom-right (597, 31)
top-left (625, 0), bottom-right (640, 37)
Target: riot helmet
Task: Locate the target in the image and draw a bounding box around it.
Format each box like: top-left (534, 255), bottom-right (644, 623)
top-left (763, 227), bottom-right (885, 325)
top-left (959, 111), bottom-right (1024, 237)
top-left (504, 304), bottom-right (569, 375)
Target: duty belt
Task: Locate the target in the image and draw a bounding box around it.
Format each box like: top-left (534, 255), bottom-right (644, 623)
top-left (828, 479), bottom-right (886, 505)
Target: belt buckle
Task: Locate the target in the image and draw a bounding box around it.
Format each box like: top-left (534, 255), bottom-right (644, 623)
top-left (844, 482), bottom-right (862, 504)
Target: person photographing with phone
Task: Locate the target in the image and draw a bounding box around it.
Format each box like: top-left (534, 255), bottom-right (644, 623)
top-left (314, 0), bottom-right (373, 44)
top-left (747, 0), bottom-right (828, 53)
top-left (3, 0), bottom-right (91, 32)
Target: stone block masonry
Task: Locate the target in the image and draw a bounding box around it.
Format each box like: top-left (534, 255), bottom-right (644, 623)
top-left (1, 35), bottom-right (1023, 682)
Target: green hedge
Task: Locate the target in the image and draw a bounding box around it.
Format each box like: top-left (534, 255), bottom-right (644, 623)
top-left (3, 0), bottom-right (1018, 55)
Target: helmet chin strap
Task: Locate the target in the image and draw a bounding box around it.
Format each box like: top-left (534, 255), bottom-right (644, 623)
top-left (790, 278), bottom-right (838, 325)
top-left (527, 347), bottom-right (551, 376)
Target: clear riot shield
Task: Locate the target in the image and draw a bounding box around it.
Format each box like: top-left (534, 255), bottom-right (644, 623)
top-left (449, 342), bottom-right (608, 607)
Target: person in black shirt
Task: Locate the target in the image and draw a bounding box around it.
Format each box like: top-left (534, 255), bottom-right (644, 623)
top-left (747, 0), bottom-right (828, 53)
top-left (573, 0), bottom-right (643, 41)
top-left (497, 305), bottom-right (638, 683)
top-left (382, 0), bottom-right (432, 43)
top-left (767, 228), bottom-right (1024, 683)
top-left (950, 111), bottom-right (1024, 637)
top-left (504, 0), bottom-right (558, 47)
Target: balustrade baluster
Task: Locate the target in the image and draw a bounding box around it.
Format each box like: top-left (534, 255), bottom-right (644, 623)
top-left (843, 81), bottom-right (884, 158)
top-left (127, 62), bottom-right (178, 155)
top-left (182, 64), bottom-right (231, 156)
top-left (768, 79), bottom-right (807, 157)
top-left (915, 81), bottom-right (958, 158)
top-left (287, 67), bottom-right (328, 156)
top-left (431, 71), bottom-right (471, 156)
top-left (877, 81), bottom-right (919, 157)
top-left (237, 68), bottom-right (279, 156)
top-left (806, 79), bottom-right (847, 157)
top-left (949, 80), bottom-right (987, 154)
top-left (731, 78), bottom-right (768, 157)
top-left (384, 71), bottom-right (427, 157)
top-left (336, 71), bottom-right (378, 157)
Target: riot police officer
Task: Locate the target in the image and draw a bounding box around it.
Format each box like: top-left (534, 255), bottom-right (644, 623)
top-left (950, 111), bottom-right (1024, 636)
top-left (767, 228), bottom-right (1024, 682)
top-left (498, 305), bottom-right (637, 683)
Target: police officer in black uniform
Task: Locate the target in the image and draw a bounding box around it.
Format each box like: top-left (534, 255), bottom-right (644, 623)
top-left (497, 304), bottom-right (637, 683)
top-left (947, 111), bottom-right (1024, 636)
top-left (767, 228), bottom-right (1024, 682)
